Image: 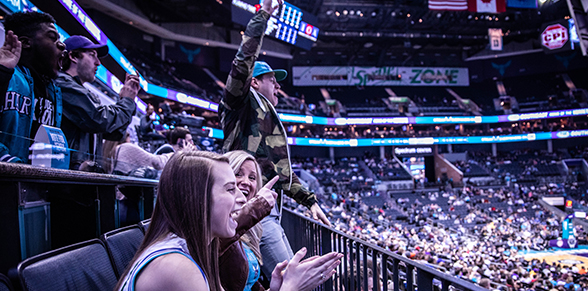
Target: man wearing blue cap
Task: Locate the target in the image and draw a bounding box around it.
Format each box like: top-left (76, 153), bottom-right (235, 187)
top-left (219, 0), bottom-right (330, 278)
top-left (56, 35), bottom-right (139, 170)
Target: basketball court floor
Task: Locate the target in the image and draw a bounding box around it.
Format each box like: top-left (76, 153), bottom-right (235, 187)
top-left (521, 246), bottom-right (588, 269)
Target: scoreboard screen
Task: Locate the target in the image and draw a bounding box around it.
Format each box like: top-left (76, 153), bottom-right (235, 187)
top-left (232, 0), bottom-right (319, 50)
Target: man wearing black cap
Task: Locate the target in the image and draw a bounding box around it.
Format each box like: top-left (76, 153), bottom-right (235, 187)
top-left (56, 35), bottom-right (139, 170)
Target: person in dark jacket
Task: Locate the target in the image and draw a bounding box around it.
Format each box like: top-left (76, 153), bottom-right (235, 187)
top-left (56, 35), bottom-right (139, 170)
top-left (0, 11), bottom-right (66, 163)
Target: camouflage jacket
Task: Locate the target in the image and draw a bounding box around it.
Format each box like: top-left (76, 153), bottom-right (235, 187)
top-left (219, 9), bottom-right (317, 208)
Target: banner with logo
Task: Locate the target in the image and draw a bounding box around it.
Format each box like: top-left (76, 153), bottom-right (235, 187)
top-left (540, 20), bottom-right (572, 54)
top-left (292, 66), bottom-right (469, 86)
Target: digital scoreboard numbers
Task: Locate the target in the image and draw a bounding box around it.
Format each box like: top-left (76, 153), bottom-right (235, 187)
top-left (232, 0), bottom-right (319, 50)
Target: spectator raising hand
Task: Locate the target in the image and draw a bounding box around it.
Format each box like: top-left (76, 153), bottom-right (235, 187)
top-left (119, 73), bottom-right (141, 98)
top-left (0, 31), bottom-right (21, 69)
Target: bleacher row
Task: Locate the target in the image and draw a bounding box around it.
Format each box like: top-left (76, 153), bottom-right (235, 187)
top-left (2, 220), bottom-right (151, 291)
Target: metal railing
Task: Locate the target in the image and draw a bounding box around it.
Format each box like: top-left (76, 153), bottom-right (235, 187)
top-left (282, 209), bottom-right (488, 291)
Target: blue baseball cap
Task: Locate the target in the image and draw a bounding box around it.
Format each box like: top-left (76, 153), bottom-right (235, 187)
top-left (64, 35), bottom-right (109, 58)
top-left (253, 61), bottom-right (287, 82)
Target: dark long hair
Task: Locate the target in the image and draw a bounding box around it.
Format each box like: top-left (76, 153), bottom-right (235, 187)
top-left (115, 151), bottom-right (228, 291)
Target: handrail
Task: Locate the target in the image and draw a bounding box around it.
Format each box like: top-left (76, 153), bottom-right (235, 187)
top-left (282, 209), bottom-right (487, 291)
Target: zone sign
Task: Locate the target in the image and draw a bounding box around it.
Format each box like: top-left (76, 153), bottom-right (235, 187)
top-left (541, 24), bottom-right (569, 50)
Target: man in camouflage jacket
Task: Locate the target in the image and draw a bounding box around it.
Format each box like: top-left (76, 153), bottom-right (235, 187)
top-left (219, 0), bottom-right (330, 276)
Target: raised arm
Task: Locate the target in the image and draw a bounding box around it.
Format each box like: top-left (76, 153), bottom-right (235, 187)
top-left (0, 31), bottom-right (22, 163)
top-left (222, 0), bottom-right (282, 110)
top-left (59, 74), bottom-right (138, 134)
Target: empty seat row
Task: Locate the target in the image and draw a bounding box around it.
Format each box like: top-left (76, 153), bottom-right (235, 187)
top-left (9, 219), bottom-right (151, 291)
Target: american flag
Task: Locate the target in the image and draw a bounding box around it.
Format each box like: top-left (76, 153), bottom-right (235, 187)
top-left (428, 0), bottom-right (468, 10)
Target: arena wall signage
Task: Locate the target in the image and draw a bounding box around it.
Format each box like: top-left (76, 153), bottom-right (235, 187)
top-left (284, 129), bottom-right (588, 147)
top-left (276, 107), bottom-right (588, 126)
top-left (393, 147), bottom-right (434, 156)
top-left (540, 20), bottom-right (572, 54)
top-left (51, 0), bottom-right (217, 113)
top-left (292, 66), bottom-right (469, 86)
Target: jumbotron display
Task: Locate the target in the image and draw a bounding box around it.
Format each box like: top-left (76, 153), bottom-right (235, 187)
top-left (232, 0), bottom-right (319, 50)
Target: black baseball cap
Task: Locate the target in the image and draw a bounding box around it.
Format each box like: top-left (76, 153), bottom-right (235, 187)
top-left (64, 35), bottom-right (109, 58)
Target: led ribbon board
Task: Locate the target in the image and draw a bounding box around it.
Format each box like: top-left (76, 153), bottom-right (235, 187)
top-left (54, 0), bottom-right (216, 112)
top-left (287, 129), bottom-right (588, 147)
top-left (278, 107), bottom-right (588, 126)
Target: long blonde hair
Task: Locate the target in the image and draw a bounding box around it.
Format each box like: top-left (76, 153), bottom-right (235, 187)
top-left (223, 150), bottom-right (265, 263)
top-left (101, 132), bottom-right (129, 174)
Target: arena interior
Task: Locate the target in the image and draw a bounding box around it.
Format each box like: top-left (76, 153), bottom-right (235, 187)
top-left (2, 0), bottom-right (588, 290)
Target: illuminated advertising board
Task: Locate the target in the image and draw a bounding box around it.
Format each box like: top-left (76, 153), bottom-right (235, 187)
top-left (52, 0), bottom-right (215, 112)
top-left (282, 129), bottom-right (588, 147)
top-left (292, 66), bottom-right (469, 86)
top-left (278, 107), bottom-right (588, 126)
top-left (394, 147), bottom-right (434, 156)
top-left (232, 0), bottom-right (319, 50)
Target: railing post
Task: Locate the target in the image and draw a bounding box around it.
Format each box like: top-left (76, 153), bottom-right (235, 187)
top-left (393, 259), bottom-right (399, 291)
top-left (363, 246), bottom-right (368, 291)
top-left (355, 242), bottom-right (361, 288)
top-left (349, 240), bottom-right (354, 291)
top-left (441, 278), bottom-right (450, 291)
top-left (336, 234), bottom-right (342, 291)
top-left (406, 265), bottom-right (414, 291)
top-left (372, 250), bottom-right (379, 291)
top-left (417, 268), bottom-right (434, 291)
top-left (382, 253), bottom-right (389, 291)
top-left (321, 225), bottom-right (333, 290)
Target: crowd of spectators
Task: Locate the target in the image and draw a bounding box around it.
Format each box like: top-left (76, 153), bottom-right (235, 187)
top-left (285, 153), bottom-right (588, 290)
top-left (289, 182), bottom-right (588, 290)
top-left (286, 120), bottom-right (587, 140)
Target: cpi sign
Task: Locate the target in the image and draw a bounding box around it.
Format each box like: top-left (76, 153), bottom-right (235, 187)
top-left (541, 24), bottom-right (569, 50)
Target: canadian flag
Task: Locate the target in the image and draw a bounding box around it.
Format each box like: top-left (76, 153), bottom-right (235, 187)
top-left (468, 0), bottom-right (506, 13)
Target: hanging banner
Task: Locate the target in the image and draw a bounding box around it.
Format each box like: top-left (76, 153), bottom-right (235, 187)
top-left (292, 66), bottom-right (469, 86)
top-left (489, 28), bottom-right (503, 51)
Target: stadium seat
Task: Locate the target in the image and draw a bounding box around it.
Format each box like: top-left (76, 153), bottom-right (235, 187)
top-left (101, 225), bottom-right (145, 278)
top-left (139, 219), bottom-right (151, 233)
top-left (0, 274), bottom-right (14, 291)
top-left (17, 239), bottom-right (117, 291)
